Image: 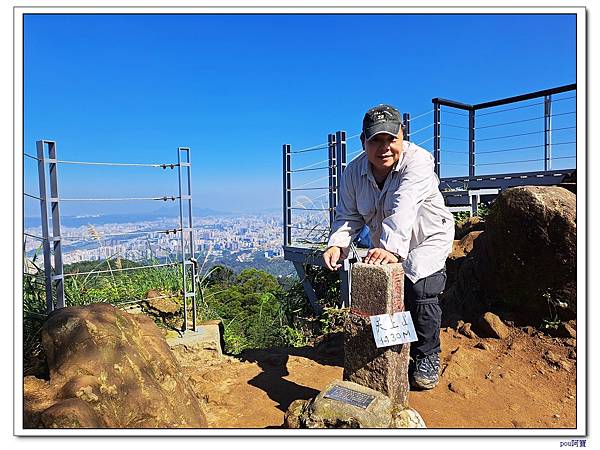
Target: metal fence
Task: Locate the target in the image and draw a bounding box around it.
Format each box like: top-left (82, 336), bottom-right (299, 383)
top-left (432, 83), bottom-right (576, 178)
top-left (431, 83), bottom-right (576, 214)
top-left (23, 141), bottom-right (199, 332)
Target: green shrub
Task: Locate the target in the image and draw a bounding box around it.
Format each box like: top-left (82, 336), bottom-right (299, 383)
top-left (23, 247), bottom-right (342, 362)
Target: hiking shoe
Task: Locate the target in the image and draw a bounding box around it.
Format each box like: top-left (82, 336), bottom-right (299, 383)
top-left (411, 353), bottom-right (441, 390)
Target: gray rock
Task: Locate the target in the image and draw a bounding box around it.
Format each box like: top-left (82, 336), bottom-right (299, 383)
top-left (283, 380), bottom-right (425, 429)
top-left (390, 406), bottom-right (426, 428)
top-left (283, 399), bottom-right (308, 429)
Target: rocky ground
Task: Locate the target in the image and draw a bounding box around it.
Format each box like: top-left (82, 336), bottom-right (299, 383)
top-left (172, 322), bottom-right (577, 429)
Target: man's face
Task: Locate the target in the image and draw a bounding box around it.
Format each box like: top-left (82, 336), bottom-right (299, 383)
top-left (365, 130), bottom-right (403, 175)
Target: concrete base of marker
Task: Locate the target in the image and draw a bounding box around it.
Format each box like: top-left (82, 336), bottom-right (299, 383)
top-left (343, 263), bottom-right (411, 408)
top-left (283, 380), bottom-right (425, 429)
top-left (166, 321), bottom-right (224, 355)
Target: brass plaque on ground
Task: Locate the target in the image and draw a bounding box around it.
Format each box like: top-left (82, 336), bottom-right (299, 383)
top-left (323, 385), bottom-right (375, 409)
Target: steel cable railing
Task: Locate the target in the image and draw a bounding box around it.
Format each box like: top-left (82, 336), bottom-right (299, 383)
top-left (441, 109), bottom-right (468, 117)
top-left (475, 155), bottom-right (575, 167)
top-left (409, 123), bottom-right (435, 135)
top-left (287, 225), bottom-right (330, 232)
top-left (475, 111), bottom-right (575, 130)
top-left (24, 232), bottom-right (45, 240)
top-left (58, 195), bottom-right (179, 202)
top-left (62, 261), bottom-right (180, 278)
top-left (476, 95), bottom-right (575, 118)
top-left (290, 144), bottom-right (330, 154)
top-left (23, 153), bottom-right (180, 169)
top-left (416, 136), bottom-right (434, 146)
top-left (441, 148), bottom-right (469, 154)
top-left (24, 192), bottom-right (42, 201)
top-left (289, 166), bottom-right (331, 173)
top-left (50, 228), bottom-right (183, 242)
top-left (24, 144), bottom-right (197, 325)
top-left (476, 141), bottom-right (576, 155)
top-left (476, 100), bottom-right (545, 117)
top-left (409, 109), bottom-right (434, 121)
top-left (475, 126), bottom-right (576, 142)
top-left (442, 123), bottom-right (470, 130)
top-left (433, 86), bottom-right (576, 180)
top-left (442, 136), bottom-right (470, 142)
top-left (294, 175), bottom-right (330, 189)
top-left (291, 142), bottom-right (330, 153)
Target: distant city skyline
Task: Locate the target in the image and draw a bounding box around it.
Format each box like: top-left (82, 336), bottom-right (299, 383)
top-left (23, 12), bottom-right (577, 217)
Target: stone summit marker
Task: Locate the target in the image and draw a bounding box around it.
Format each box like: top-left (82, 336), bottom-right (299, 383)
top-left (284, 263), bottom-right (425, 428)
top-left (344, 263), bottom-right (411, 407)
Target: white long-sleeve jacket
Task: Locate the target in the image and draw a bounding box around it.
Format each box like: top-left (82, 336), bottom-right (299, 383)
top-left (327, 141), bottom-right (455, 283)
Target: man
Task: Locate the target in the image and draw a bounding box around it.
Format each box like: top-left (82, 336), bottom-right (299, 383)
top-left (323, 104), bottom-right (454, 390)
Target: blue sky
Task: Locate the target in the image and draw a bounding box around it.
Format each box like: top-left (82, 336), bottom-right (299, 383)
top-left (23, 13), bottom-right (577, 216)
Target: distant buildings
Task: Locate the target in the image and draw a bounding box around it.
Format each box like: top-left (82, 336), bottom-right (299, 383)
top-left (23, 213), bottom-right (325, 266)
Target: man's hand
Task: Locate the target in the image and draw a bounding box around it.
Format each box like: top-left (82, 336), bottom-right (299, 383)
top-left (364, 248), bottom-right (399, 265)
top-left (323, 246), bottom-right (342, 271)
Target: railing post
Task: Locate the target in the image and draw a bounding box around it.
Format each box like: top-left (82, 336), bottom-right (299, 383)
top-left (177, 149), bottom-right (187, 331)
top-left (335, 130), bottom-right (349, 308)
top-left (402, 112), bottom-right (411, 142)
top-left (282, 144), bottom-right (292, 247)
top-left (177, 147), bottom-right (198, 331)
top-left (327, 133), bottom-right (336, 230)
top-left (47, 141), bottom-right (65, 309)
top-left (433, 101), bottom-right (441, 177)
top-left (335, 130), bottom-right (347, 180)
top-left (469, 109), bottom-right (476, 178)
top-left (36, 141), bottom-right (55, 313)
top-left (544, 94), bottom-right (552, 171)
top-left (177, 147), bottom-right (196, 332)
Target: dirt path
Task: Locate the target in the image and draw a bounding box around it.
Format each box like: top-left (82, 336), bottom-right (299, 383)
top-left (175, 326), bottom-right (577, 429)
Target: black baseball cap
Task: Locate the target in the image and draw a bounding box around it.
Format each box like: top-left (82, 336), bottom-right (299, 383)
top-left (362, 104), bottom-right (403, 141)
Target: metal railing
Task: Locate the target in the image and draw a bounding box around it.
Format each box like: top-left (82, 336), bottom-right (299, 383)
top-left (432, 83), bottom-right (576, 178)
top-left (23, 141), bottom-right (199, 332)
top-left (282, 130), bottom-right (349, 248)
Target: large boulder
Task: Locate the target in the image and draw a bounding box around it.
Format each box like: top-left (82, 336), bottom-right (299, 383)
top-left (441, 186), bottom-right (576, 325)
top-left (27, 303), bottom-right (207, 428)
top-left (483, 186), bottom-right (576, 318)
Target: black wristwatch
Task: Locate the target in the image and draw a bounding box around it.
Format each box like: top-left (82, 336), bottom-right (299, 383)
top-left (390, 252), bottom-right (403, 262)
